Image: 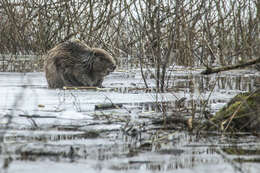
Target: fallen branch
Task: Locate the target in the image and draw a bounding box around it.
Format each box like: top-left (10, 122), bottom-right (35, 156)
top-left (63, 86), bottom-right (98, 90)
top-left (63, 86), bottom-right (113, 91)
top-left (201, 58), bottom-right (260, 75)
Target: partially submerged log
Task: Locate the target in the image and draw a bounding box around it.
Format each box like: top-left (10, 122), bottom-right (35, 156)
top-left (204, 89), bottom-right (260, 132)
top-left (201, 58), bottom-right (260, 75)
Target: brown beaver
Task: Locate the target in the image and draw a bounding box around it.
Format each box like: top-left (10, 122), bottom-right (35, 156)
top-left (44, 40), bottom-right (116, 88)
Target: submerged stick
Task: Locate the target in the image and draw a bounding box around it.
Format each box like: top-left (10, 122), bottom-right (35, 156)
top-left (95, 103), bottom-right (123, 110)
top-left (19, 114), bottom-right (57, 118)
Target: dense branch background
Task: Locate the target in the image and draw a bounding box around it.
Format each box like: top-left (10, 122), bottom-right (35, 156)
top-left (0, 0), bottom-right (259, 69)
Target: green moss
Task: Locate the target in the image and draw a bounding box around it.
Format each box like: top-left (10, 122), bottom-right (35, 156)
top-left (206, 90), bottom-right (260, 132)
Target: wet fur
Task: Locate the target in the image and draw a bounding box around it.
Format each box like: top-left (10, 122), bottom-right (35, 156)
top-left (44, 40), bottom-right (116, 88)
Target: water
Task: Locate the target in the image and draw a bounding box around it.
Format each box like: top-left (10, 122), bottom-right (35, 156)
top-left (0, 68), bottom-right (260, 173)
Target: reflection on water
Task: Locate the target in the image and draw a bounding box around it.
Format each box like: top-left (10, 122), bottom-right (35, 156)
top-left (114, 74), bottom-right (260, 93)
top-left (4, 129), bottom-right (260, 172)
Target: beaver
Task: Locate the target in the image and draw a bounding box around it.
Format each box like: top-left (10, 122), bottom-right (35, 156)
top-left (44, 40), bottom-right (116, 88)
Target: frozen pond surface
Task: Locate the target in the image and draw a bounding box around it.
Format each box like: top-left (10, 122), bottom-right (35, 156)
top-left (1, 69), bottom-right (260, 173)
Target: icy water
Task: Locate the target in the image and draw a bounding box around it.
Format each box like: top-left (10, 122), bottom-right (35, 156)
top-left (1, 69), bottom-right (260, 173)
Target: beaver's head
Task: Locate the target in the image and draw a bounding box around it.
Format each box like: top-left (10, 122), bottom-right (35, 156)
top-left (91, 48), bottom-right (116, 77)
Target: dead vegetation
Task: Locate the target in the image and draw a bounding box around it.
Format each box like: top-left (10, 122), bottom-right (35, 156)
top-left (0, 0), bottom-right (259, 72)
